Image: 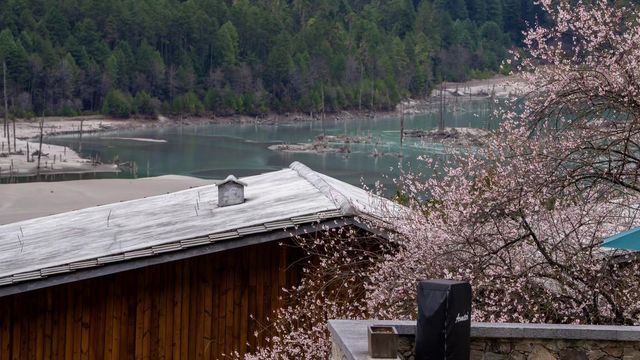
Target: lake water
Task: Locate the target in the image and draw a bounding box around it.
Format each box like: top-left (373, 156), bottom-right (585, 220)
top-left (45, 100), bottom-right (492, 192)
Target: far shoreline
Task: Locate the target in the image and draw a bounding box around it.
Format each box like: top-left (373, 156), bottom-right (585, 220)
top-left (0, 74), bottom-right (524, 181)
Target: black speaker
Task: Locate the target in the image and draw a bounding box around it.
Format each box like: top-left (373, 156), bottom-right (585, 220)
top-left (415, 280), bottom-right (472, 360)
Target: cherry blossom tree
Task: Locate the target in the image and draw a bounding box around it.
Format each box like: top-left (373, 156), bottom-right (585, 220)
top-left (237, 226), bottom-right (390, 360)
top-left (241, 1), bottom-right (640, 358)
top-left (367, 0), bottom-right (640, 326)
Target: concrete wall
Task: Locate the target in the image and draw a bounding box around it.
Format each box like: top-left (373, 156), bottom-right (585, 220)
top-left (329, 320), bottom-right (640, 360)
top-left (396, 335), bottom-right (640, 360)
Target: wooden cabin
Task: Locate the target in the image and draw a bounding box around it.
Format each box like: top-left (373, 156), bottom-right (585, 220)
top-left (0, 162), bottom-right (398, 359)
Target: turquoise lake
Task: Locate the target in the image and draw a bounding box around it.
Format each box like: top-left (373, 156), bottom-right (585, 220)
top-left (44, 100), bottom-right (492, 192)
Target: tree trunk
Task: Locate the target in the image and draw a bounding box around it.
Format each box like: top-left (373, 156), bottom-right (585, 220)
top-left (371, 76), bottom-right (375, 112)
top-left (79, 118), bottom-right (84, 152)
top-left (3, 61), bottom-right (9, 153)
top-left (400, 101), bottom-right (404, 150)
top-left (439, 82), bottom-right (445, 131)
top-left (1, 62), bottom-right (4, 138)
top-left (12, 116), bottom-right (15, 153)
top-left (488, 84), bottom-right (496, 131)
top-left (321, 83), bottom-right (325, 137)
top-left (37, 113), bottom-right (44, 177)
top-left (358, 63), bottom-right (363, 111)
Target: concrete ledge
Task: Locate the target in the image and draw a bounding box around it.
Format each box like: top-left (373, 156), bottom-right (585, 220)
top-left (328, 320), bottom-right (640, 360)
top-left (329, 320), bottom-right (415, 360)
top-left (471, 322), bottom-right (640, 341)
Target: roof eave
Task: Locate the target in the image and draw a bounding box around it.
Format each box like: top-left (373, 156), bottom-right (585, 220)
top-left (0, 217), bottom-right (370, 298)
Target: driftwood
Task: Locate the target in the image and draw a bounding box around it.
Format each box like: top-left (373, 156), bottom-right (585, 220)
top-left (31, 150), bottom-right (49, 157)
top-left (269, 134), bottom-right (374, 154)
top-left (403, 127), bottom-right (490, 146)
top-left (315, 134), bottom-right (373, 144)
top-left (116, 161), bottom-right (134, 169)
top-left (0, 150), bottom-right (24, 158)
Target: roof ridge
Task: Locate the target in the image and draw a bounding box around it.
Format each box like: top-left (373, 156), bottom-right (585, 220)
top-left (289, 162), bottom-right (356, 216)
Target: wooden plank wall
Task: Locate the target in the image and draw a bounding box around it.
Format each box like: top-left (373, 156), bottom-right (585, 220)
top-left (0, 241), bottom-right (303, 360)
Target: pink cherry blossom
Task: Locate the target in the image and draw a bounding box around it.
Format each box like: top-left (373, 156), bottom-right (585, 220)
top-left (239, 1), bottom-right (640, 358)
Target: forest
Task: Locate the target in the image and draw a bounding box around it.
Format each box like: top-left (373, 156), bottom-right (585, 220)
top-left (0, 0), bottom-right (547, 118)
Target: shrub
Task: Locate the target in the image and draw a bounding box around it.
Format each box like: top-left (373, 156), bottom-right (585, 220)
top-left (133, 91), bottom-right (156, 116)
top-left (102, 89), bottom-right (132, 118)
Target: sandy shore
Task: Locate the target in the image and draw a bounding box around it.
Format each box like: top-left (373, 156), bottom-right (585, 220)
top-left (402, 74), bottom-right (525, 115)
top-left (0, 116), bottom-right (152, 179)
top-left (0, 175), bottom-right (216, 224)
top-left (0, 139), bottom-right (118, 179)
top-left (436, 75), bottom-right (525, 98)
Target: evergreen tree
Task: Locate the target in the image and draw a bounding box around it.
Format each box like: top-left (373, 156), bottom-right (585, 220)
top-left (0, 0), bottom-right (541, 117)
top-left (102, 89), bottom-right (132, 118)
top-left (44, 8), bottom-right (70, 45)
top-left (503, 0), bottom-right (523, 41)
top-left (133, 91), bottom-right (156, 116)
top-left (466, 0), bottom-right (487, 23)
top-left (216, 21), bottom-right (240, 67)
top-left (486, 0), bottom-right (504, 27)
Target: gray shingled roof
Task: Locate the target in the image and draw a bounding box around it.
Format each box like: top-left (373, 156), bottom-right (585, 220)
top-left (0, 162), bottom-right (401, 290)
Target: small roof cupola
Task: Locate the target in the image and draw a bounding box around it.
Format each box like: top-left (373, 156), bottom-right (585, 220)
top-left (217, 175), bottom-right (247, 207)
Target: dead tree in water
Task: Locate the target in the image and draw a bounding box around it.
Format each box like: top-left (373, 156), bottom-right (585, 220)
top-left (438, 82), bottom-right (446, 131)
top-left (79, 118), bottom-right (84, 152)
top-left (400, 101), bottom-right (405, 150)
top-left (321, 83), bottom-right (325, 137)
top-left (487, 84), bottom-right (496, 131)
top-left (36, 113), bottom-right (44, 176)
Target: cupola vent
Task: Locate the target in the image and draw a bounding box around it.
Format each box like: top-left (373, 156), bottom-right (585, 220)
top-left (217, 175), bottom-right (247, 207)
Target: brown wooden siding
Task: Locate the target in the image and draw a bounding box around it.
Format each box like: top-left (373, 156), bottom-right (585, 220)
top-left (0, 240), bottom-right (303, 359)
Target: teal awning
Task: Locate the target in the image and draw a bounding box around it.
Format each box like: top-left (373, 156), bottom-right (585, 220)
top-left (602, 228), bottom-right (640, 251)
